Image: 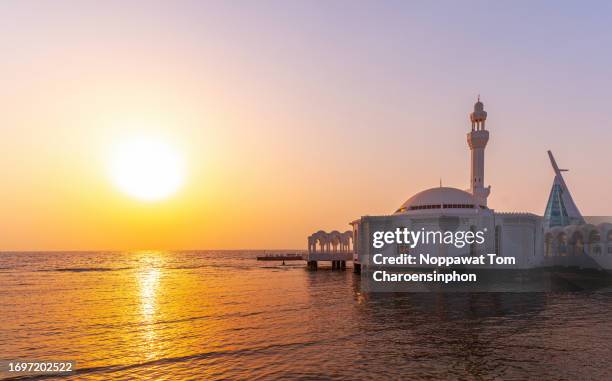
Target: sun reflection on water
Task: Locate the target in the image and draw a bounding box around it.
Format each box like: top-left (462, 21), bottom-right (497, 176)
top-left (137, 253), bottom-right (164, 360)
top-left (139, 267), bottom-right (160, 319)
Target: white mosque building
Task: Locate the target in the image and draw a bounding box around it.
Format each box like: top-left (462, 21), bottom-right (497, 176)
top-left (308, 98), bottom-right (612, 272)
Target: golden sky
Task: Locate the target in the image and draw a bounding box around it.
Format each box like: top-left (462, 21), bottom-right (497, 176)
top-left (1, 2), bottom-right (611, 250)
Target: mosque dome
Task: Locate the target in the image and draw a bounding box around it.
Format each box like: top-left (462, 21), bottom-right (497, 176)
top-left (394, 187), bottom-right (482, 214)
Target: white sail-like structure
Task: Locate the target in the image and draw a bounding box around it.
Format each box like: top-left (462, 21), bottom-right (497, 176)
top-left (543, 151), bottom-right (584, 229)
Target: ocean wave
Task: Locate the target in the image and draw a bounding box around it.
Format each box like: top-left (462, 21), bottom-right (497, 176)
top-left (45, 267), bottom-right (132, 273)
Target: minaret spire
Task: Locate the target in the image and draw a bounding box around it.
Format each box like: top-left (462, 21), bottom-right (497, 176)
top-left (467, 96), bottom-right (491, 206)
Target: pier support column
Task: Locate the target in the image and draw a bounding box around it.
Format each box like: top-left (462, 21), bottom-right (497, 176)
top-left (307, 261), bottom-right (318, 271)
top-left (332, 261), bottom-right (337, 270)
top-left (341, 261), bottom-right (346, 270)
top-left (353, 263), bottom-right (361, 274)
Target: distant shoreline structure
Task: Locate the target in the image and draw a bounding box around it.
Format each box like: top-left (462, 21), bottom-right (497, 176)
top-left (256, 252), bottom-right (303, 261)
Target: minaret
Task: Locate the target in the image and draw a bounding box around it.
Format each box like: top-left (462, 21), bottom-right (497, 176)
top-left (467, 96), bottom-right (491, 206)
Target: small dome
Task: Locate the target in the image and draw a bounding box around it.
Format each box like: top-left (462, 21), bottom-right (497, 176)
top-left (395, 187), bottom-right (481, 214)
top-left (470, 96), bottom-right (487, 124)
top-left (473, 95), bottom-right (485, 109)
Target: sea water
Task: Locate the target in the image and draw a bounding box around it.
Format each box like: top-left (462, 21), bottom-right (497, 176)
top-left (1, 251), bottom-right (611, 380)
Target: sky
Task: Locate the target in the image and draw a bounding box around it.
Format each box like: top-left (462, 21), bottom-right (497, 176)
top-left (1, 1), bottom-right (611, 251)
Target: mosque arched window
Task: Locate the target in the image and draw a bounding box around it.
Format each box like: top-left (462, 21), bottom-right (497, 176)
top-left (588, 231), bottom-right (601, 256)
top-left (558, 233), bottom-right (567, 256)
top-left (469, 225), bottom-right (477, 256)
top-left (396, 226), bottom-right (409, 255)
top-left (495, 225), bottom-right (502, 256)
top-left (570, 232), bottom-right (584, 256)
top-left (545, 233), bottom-right (553, 257)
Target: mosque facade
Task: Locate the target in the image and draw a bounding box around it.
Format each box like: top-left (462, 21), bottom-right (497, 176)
top-left (345, 98), bottom-right (612, 272)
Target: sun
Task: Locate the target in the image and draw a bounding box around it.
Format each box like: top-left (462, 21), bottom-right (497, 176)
top-left (109, 136), bottom-right (186, 201)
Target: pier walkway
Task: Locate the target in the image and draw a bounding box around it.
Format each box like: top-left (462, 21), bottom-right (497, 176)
top-left (304, 251), bottom-right (353, 270)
